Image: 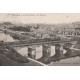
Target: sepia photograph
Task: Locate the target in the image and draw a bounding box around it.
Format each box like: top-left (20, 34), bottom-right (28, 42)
top-left (0, 13), bottom-right (80, 66)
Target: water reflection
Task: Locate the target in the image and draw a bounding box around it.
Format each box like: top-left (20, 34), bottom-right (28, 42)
top-left (14, 47), bottom-right (28, 57)
top-left (0, 32), bottom-right (15, 42)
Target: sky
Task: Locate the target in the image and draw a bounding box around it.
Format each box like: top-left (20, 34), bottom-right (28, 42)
top-left (0, 13), bottom-right (80, 24)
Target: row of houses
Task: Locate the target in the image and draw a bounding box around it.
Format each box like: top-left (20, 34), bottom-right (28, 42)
top-left (57, 27), bottom-right (80, 36)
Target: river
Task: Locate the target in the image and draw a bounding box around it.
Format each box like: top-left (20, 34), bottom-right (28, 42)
top-left (0, 31), bottom-right (16, 42)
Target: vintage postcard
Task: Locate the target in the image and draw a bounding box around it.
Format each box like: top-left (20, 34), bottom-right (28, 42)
top-left (0, 13), bottom-right (80, 66)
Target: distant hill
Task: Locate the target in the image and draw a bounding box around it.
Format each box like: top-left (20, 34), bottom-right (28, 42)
top-left (1, 22), bottom-right (13, 25)
top-left (0, 22), bottom-right (14, 28)
top-left (0, 21), bottom-right (80, 29)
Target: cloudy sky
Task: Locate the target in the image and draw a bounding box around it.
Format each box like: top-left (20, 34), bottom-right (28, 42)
top-left (0, 13), bottom-right (80, 24)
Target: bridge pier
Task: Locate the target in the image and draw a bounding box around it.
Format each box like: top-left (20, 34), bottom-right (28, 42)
top-left (28, 46), bottom-right (36, 59)
top-left (53, 44), bottom-right (61, 58)
top-left (41, 43), bottom-right (51, 64)
top-left (39, 43), bottom-right (62, 63)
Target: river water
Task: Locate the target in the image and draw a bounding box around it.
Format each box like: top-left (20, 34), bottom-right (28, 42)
top-left (0, 31), bottom-right (16, 42)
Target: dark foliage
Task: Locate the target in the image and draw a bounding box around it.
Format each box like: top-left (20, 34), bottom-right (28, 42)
top-left (9, 26), bottom-right (32, 32)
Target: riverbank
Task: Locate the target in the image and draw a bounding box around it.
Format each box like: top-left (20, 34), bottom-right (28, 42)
top-left (0, 51), bottom-right (44, 66)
